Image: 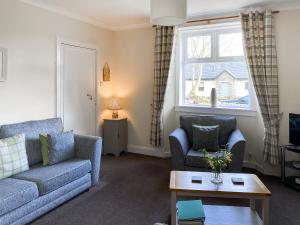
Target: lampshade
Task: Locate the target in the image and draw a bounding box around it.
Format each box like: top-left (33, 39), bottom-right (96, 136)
top-left (150, 0), bottom-right (187, 26)
top-left (108, 98), bottom-right (121, 110)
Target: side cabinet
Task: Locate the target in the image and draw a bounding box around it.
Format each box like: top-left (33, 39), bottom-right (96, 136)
top-left (103, 118), bottom-right (127, 156)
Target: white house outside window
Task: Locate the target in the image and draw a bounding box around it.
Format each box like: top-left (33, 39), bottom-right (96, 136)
top-left (177, 22), bottom-right (253, 111)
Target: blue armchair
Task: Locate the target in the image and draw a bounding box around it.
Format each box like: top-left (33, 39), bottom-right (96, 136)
top-left (169, 115), bottom-right (246, 172)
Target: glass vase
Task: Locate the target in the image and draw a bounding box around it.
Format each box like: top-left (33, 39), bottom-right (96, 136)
top-left (211, 170), bottom-right (223, 184)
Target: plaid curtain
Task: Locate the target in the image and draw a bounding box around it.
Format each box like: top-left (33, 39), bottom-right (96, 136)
top-left (150, 26), bottom-right (174, 147)
top-left (241, 10), bottom-right (281, 164)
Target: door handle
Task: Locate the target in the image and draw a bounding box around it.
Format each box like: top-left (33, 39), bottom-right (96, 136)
top-left (86, 94), bottom-right (93, 101)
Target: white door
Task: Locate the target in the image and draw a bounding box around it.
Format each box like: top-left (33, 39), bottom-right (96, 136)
top-left (59, 43), bottom-right (97, 135)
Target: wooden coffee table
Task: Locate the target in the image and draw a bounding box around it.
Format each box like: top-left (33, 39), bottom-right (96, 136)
top-left (170, 171), bottom-right (271, 225)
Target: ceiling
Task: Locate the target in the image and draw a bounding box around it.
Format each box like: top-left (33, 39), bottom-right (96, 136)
top-left (19, 0), bottom-right (300, 30)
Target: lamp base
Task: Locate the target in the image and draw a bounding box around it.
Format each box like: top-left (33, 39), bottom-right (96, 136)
top-left (112, 111), bottom-right (119, 119)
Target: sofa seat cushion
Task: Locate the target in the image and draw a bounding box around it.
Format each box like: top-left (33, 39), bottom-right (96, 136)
top-left (0, 178), bottom-right (38, 216)
top-left (185, 150), bottom-right (224, 168)
top-left (14, 159), bottom-right (91, 195)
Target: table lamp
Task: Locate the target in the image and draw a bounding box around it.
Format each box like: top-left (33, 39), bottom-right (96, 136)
top-left (108, 98), bottom-right (121, 119)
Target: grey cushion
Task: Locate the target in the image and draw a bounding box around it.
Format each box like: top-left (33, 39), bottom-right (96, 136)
top-left (185, 149), bottom-right (225, 168)
top-left (192, 124), bottom-right (219, 151)
top-left (180, 115), bottom-right (237, 146)
top-left (14, 159), bottom-right (91, 195)
top-left (0, 178), bottom-right (38, 216)
top-left (48, 131), bottom-right (75, 165)
top-left (0, 118), bottom-right (63, 166)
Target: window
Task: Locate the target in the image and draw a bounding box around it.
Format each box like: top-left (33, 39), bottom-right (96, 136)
top-left (178, 22), bottom-right (252, 110)
top-left (245, 81), bottom-right (249, 91)
top-left (198, 82), bottom-right (204, 92)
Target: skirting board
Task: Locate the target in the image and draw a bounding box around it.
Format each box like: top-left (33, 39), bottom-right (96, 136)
top-left (127, 145), bottom-right (171, 158)
top-left (243, 160), bottom-right (264, 173)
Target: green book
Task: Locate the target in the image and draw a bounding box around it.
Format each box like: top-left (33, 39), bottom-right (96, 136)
top-left (177, 200), bottom-right (205, 221)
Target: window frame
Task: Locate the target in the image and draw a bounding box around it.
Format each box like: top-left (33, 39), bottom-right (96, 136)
top-left (198, 81), bottom-right (205, 92)
top-left (176, 22), bottom-right (257, 117)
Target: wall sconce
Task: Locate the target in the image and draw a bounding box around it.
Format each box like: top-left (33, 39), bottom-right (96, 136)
top-left (103, 62), bottom-right (110, 81)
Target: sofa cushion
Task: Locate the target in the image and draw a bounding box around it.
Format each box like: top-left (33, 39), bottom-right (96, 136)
top-left (48, 131), bottom-right (75, 165)
top-left (39, 133), bottom-right (49, 166)
top-left (185, 149), bottom-right (225, 168)
top-left (0, 178), bottom-right (38, 216)
top-left (14, 159), bottom-right (91, 195)
top-left (0, 133), bottom-right (29, 179)
top-left (0, 118), bottom-right (63, 166)
top-left (180, 115), bottom-right (237, 146)
top-left (192, 125), bottom-right (219, 151)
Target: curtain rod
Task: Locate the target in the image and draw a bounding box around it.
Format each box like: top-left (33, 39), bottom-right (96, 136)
top-left (152, 10), bottom-right (280, 27)
top-left (188, 10), bottom-right (280, 24)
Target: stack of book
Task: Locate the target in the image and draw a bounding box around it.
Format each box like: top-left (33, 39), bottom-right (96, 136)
top-left (177, 200), bottom-right (205, 225)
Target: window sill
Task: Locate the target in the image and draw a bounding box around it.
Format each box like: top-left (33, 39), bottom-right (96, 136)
top-left (175, 105), bottom-right (257, 117)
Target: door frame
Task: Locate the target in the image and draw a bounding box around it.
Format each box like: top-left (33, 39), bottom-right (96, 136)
top-left (56, 38), bottom-right (99, 135)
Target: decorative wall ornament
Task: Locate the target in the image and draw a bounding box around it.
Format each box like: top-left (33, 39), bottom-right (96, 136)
top-left (0, 48), bottom-right (8, 82)
top-left (103, 62), bottom-right (110, 81)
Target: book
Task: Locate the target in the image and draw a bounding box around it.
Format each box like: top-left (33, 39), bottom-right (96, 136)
top-left (231, 177), bottom-right (244, 185)
top-left (191, 176), bottom-right (202, 184)
top-left (177, 200), bottom-right (205, 222)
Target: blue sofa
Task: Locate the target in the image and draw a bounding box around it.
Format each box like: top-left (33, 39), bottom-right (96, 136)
top-left (0, 118), bottom-right (102, 225)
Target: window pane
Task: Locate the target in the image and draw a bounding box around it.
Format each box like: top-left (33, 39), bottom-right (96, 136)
top-left (184, 62), bottom-right (250, 108)
top-left (184, 63), bottom-right (210, 106)
top-left (187, 35), bottom-right (211, 58)
top-left (219, 32), bottom-right (244, 57)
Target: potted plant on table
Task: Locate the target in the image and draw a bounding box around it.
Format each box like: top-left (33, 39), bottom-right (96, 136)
top-left (202, 149), bottom-right (232, 184)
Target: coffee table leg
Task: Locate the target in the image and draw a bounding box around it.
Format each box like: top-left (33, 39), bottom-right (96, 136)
top-left (249, 198), bottom-right (255, 211)
top-left (262, 197), bottom-right (270, 225)
top-left (171, 191), bottom-right (177, 225)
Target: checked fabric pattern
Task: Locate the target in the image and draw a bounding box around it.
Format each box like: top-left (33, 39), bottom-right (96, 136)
top-left (150, 26), bottom-right (174, 147)
top-left (241, 9), bottom-right (281, 164)
top-left (0, 133), bottom-right (29, 179)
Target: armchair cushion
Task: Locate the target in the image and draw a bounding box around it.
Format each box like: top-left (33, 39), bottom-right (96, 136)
top-left (192, 125), bottom-right (219, 151)
top-left (180, 115), bottom-right (237, 146)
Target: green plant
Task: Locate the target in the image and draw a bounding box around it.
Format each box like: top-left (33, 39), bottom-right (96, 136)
top-left (202, 149), bottom-right (232, 173)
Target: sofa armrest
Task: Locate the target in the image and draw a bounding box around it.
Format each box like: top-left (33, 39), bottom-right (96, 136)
top-left (169, 128), bottom-right (190, 170)
top-left (227, 129), bottom-right (246, 172)
top-left (74, 134), bottom-right (102, 186)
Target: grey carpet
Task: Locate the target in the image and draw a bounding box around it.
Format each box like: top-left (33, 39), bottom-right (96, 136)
top-left (29, 153), bottom-right (300, 225)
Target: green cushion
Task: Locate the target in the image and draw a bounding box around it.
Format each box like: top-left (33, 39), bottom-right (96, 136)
top-left (0, 133), bottom-right (29, 180)
top-left (39, 133), bottom-right (49, 166)
top-left (177, 200), bottom-right (205, 221)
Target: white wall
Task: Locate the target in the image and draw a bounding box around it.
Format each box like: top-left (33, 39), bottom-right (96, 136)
top-left (112, 28), bottom-right (157, 154)
top-left (277, 9), bottom-right (300, 163)
top-left (0, 0), bottom-right (114, 134)
top-left (112, 8), bottom-right (300, 175)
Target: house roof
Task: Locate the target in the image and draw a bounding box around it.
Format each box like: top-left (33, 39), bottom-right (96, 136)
top-left (185, 61), bottom-right (249, 80)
